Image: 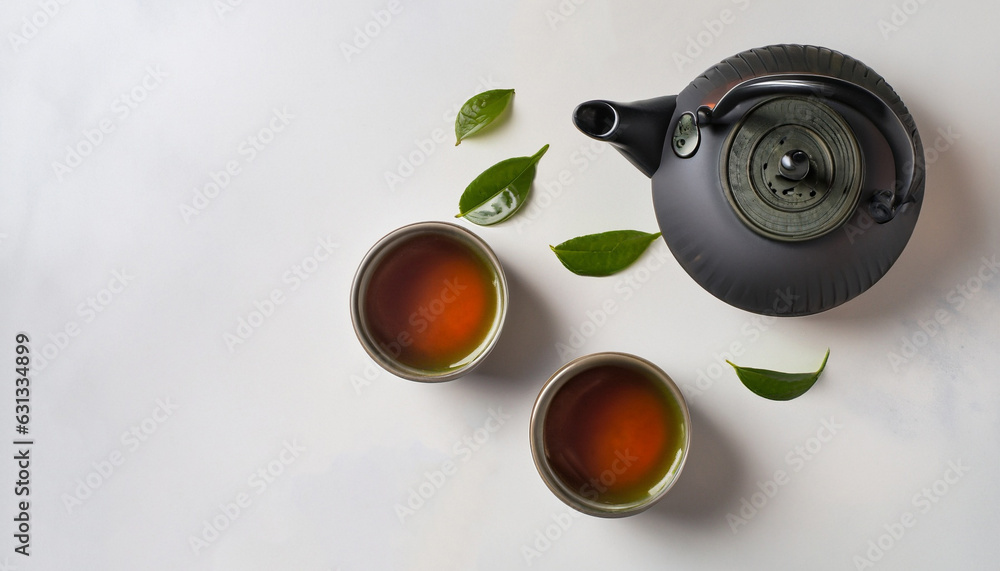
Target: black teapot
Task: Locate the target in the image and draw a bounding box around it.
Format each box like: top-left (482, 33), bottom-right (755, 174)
top-left (574, 44), bottom-right (924, 316)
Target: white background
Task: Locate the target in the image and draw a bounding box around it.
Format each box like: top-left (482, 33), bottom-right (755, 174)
top-left (1, 0), bottom-right (998, 569)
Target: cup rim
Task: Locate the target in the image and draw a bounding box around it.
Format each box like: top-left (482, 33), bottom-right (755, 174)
top-left (529, 352), bottom-right (692, 517)
top-left (350, 221), bottom-right (508, 383)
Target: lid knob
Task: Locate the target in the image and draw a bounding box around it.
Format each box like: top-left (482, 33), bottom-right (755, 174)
top-left (778, 150), bottom-right (810, 181)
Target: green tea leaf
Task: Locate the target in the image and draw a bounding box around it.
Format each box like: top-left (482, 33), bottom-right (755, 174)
top-left (550, 230), bottom-right (662, 276)
top-left (455, 89), bottom-right (515, 145)
top-left (456, 144), bottom-right (548, 226)
top-left (727, 349), bottom-right (830, 401)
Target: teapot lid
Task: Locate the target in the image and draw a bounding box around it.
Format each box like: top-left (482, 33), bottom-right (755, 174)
top-left (722, 96), bottom-right (864, 241)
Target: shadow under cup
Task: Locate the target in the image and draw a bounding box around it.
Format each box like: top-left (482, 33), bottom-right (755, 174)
top-left (530, 353), bottom-right (691, 517)
top-left (351, 221), bottom-right (508, 382)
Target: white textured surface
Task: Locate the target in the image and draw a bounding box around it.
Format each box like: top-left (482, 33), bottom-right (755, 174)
top-left (1, 1), bottom-right (998, 569)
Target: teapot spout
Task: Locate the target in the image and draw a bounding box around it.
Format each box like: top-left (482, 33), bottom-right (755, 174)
top-left (573, 96), bottom-right (677, 178)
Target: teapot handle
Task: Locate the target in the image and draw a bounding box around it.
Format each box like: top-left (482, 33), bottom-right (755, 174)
top-left (695, 74), bottom-right (918, 223)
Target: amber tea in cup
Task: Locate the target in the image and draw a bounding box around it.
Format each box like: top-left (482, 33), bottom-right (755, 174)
top-left (351, 222), bottom-right (507, 382)
top-left (530, 352), bottom-right (690, 517)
